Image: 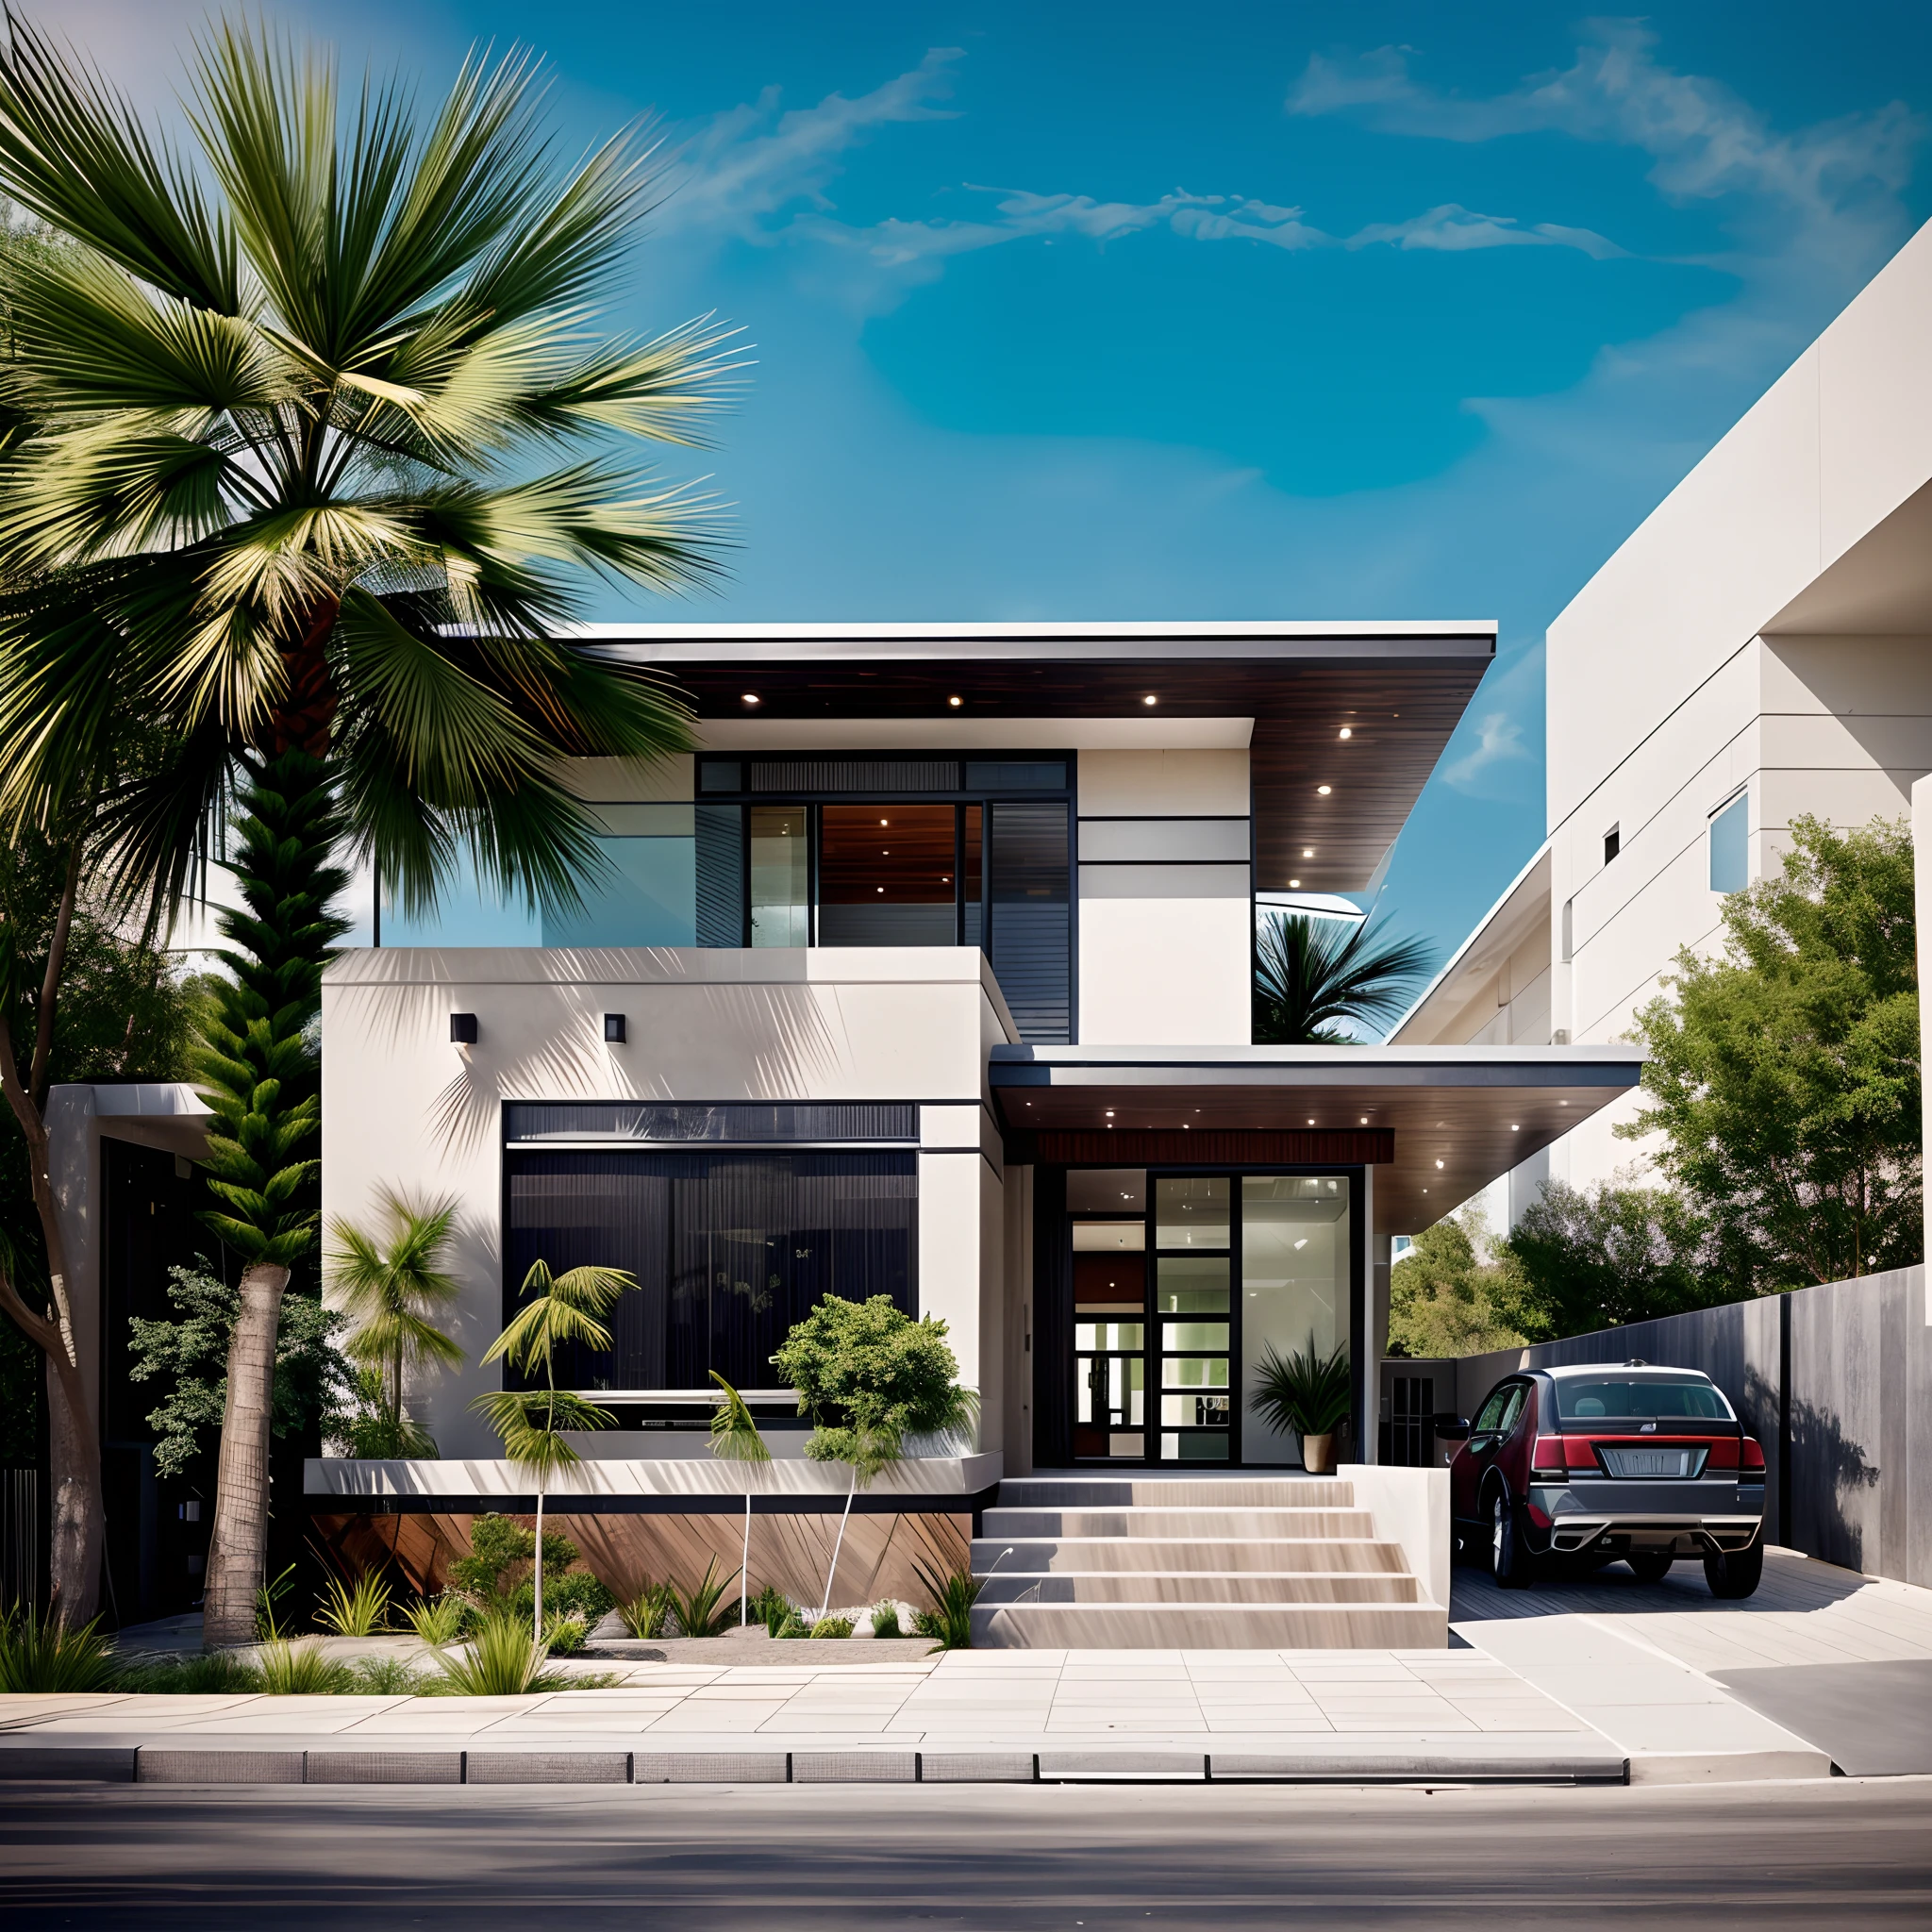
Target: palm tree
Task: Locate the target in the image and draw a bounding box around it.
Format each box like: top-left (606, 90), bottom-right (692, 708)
top-left (474, 1258), bottom-right (634, 1642)
top-left (707, 1372), bottom-right (771, 1630)
top-left (0, 19), bottom-right (738, 1644)
top-left (326, 1190), bottom-right (464, 1457)
top-left (1253, 911), bottom-right (1435, 1045)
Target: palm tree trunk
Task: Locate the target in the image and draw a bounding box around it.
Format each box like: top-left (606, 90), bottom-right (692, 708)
top-left (820, 1468), bottom-right (857, 1622)
top-left (741, 1491), bottom-right (751, 1629)
top-left (202, 1260), bottom-right (291, 1646)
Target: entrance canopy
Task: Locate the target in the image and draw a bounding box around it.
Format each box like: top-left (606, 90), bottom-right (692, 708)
top-left (989, 1043), bottom-right (1644, 1238)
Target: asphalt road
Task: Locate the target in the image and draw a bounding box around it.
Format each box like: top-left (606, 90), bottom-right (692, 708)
top-left (4, 1777), bottom-right (1930, 1928)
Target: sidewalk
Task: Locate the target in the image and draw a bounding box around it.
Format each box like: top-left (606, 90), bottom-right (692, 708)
top-left (0, 1641), bottom-right (1682, 1788)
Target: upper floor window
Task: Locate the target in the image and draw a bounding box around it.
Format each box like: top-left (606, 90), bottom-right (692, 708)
top-left (1602, 824), bottom-right (1620, 865)
top-left (1708, 791), bottom-right (1747, 893)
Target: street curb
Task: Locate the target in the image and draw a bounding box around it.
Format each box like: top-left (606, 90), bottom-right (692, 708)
top-left (0, 1740), bottom-right (1631, 1787)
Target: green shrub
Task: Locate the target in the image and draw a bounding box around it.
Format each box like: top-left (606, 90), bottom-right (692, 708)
top-left (808, 1615), bottom-right (853, 1640)
top-left (350, 1655), bottom-right (428, 1694)
top-left (257, 1639), bottom-right (355, 1694)
top-left (401, 1594), bottom-right (467, 1647)
top-left (543, 1615), bottom-right (587, 1657)
top-left (316, 1571), bottom-right (391, 1638)
top-left (0, 1606), bottom-right (116, 1692)
top-left (515, 1567), bottom-right (611, 1625)
top-left (669, 1557), bottom-right (737, 1639)
top-left (909, 1558), bottom-right (980, 1652)
top-left (750, 1584), bottom-right (791, 1637)
top-left (869, 1601), bottom-right (902, 1641)
top-left (617, 1582), bottom-right (675, 1640)
top-left (774, 1610), bottom-right (808, 1640)
top-left (448, 1513), bottom-right (579, 1607)
top-left (429, 1607), bottom-right (566, 1696)
top-left (112, 1651), bottom-right (265, 1694)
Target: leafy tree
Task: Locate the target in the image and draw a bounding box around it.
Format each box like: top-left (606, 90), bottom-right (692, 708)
top-left (1387, 1206), bottom-right (1531, 1358)
top-left (0, 19), bottom-right (735, 1641)
top-left (1624, 815), bottom-right (1919, 1288)
top-left (326, 1190), bottom-right (463, 1457)
top-left (1502, 1179), bottom-right (1736, 1339)
top-left (772, 1294), bottom-right (974, 1617)
top-left (127, 1257), bottom-right (352, 1478)
top-left (1254, 911), bottom-right (1434, 1044)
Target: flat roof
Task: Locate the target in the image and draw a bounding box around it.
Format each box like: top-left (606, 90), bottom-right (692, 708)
top-left (576, 621), bottom-right (1497, 893)
top-left (989, 1041), bottom-right (1643, 1238)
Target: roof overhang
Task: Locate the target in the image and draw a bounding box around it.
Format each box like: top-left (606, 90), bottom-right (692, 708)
top-left (988, 1042), bottom-right (1643, 1238)
top-left (577, 622), bottom-right (1496, 895)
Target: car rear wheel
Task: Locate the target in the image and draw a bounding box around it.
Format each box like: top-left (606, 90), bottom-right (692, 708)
top-left (1490, 1491), bottom-right (1532, 1590)
top-left (1704, 1540), bottom-right (1764, 1599)
top-left (1627, 1554), bottom-right (1674, 1583)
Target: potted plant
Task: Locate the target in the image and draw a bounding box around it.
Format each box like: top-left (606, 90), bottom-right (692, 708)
top-left (1250, 1341), bottom-right (1351, 1474)
top-left (771, 1295), bottom-right (974, 1620)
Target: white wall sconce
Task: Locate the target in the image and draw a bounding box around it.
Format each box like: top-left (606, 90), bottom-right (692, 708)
top-left (604, 1013), bottom-right (627, 1043)
top-left (450, 1012), bottom-right (478, 1044)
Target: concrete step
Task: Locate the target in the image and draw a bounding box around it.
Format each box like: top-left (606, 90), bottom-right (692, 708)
top-left (982, 1507), bottom-right (1376, 1541)
top-left (998, 1477), bottom-right (1349, 1508)
top-left (973, 1570), bottom-right (1423, 1606)
top-left (972, 1599), bottom-right (1449, 1650)
top-left (972, 1536), bottom-right (1409, 1575)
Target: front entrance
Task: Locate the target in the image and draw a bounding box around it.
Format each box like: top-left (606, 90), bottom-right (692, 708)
top-left (1065, 1167), bottom-right (1357, 1468)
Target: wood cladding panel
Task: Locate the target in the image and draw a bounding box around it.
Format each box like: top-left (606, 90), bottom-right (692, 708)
top-left (311, 1509), bottom-right (971, 1616)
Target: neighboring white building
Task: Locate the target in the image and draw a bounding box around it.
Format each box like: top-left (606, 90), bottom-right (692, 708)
top-left (1394, 215), bottom-right (1932, 1218)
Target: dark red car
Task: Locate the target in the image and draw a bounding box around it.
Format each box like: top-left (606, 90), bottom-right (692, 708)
top-left (1441, 1361), bottom-right (1767, 1596)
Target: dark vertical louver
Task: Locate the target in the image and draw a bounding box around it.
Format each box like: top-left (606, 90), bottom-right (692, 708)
top-left (989, 801), bottom-right (1071, 1041)
top-left (693, 804), bottom-right (744, 947)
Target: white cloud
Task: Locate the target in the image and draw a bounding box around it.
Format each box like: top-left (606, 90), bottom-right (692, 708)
top-left (660, 46), bottom-right (965, 241)
top-left (1441, 710), bottom-right (1531, 790)
top-left (1287, 23), bottom-right (1923, 262)
top-left (1345, 203), bottom-right (1624, 258)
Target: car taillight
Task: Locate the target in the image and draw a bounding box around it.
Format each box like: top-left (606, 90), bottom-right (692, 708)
top-left (1531, 1437), bottom-right (1569, 1480)
top-left (1740, 1437), bottom-right (1766, 1474)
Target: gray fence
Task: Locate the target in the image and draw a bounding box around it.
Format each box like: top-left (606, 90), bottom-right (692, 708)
top-left (1382, 1264), bottom-right (1932, 1590)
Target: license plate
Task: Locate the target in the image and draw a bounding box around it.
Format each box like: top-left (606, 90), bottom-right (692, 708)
top-left (1600, 1447), bottom-right (1697, 1479)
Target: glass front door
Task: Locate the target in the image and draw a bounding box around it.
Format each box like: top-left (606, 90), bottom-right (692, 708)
top-left (1063, 1167), bottom-right (1355, 1467)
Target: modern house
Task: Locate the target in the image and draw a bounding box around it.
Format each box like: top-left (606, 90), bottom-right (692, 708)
top-left (51, 620), bottom-right (1646, 1641)
top-left (1392, 216), bottom-right (1932, 1224)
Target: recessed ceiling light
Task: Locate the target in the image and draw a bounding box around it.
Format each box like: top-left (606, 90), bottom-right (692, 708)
top-left (876, 887), bottom-right (884, 893)
top-left (1302, 848), bottom-right (1314, 858)
top-left (1307, 1117), bottom-right (1315, 1126)
top-left (1105, 1109), bottom-right (1115, 1117)
top-left (1317, 785), bottom-right (1331, 796)
top-left (1289, 878), bottom-right (1300, 889)
top-left (948, 695), bottom-right (962, 707)
top-left (741, 692), bottom-right (759, 706)
top-left (1359, 1116), bottom-right (1368, 1125)
top-left (1510, 1124), bottom-right (1520, 1132)
top-left (1338, 726), bottom-right (1352, 740)
top-left (880, 818), bottom-right (889, 825)
top-left (1143, 694), bottom-right (1158, 706)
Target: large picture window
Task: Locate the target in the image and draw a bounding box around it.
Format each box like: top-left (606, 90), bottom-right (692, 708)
top-left (504, 1151), bottom-right (917, 1392)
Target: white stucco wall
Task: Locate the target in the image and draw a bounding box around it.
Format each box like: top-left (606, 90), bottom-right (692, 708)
top-left (1074, 749), bottom-right (1253, 1045)
top-left (319, 947), bottom-right (1014, 1459)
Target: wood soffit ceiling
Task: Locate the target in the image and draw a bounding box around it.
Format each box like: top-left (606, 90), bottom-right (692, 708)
top-left (993, 1072), bottom-right (1634, 1238)
top-left (631, 642), bottom-right (1493, 895)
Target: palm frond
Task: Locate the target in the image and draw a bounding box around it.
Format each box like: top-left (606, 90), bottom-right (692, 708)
top-left (1253, 911), bottom-right (1435, 1045)
top-left (469, 1387), bottom-right (613, 1477)
top-left (708, 1373), bottom-right (773, 1467)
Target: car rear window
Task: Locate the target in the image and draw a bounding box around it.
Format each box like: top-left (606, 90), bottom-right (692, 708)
top-left (1554, 1377), bottom-right (1732, 1423)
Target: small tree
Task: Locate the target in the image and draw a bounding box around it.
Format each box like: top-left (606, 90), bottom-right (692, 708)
top-left (1626, 814), bottom-right (1919, 1288)
top-left (1503, 1179), bottom-right (1734, 1337)
top-left (708, 1372), bottom-right (770, 1631)
top-left (326, 1191), bottom-right (464, 1457)
top-left (1387, 1207), bottom-right (1531, 1357)
top-left (771, 1295), bottom-right (974, 1619)
top-left (473, 1259), bottom-right (633, 1641)
top-left (1254, 912), bottom-right (1434, 1044)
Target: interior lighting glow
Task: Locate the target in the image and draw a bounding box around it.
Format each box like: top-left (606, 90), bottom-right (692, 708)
top-left (1289, 878), bottom-right (1300, 888)
top-left (741, 692), bottom-right (759, 705)
top-left (1316, 785), bottom-right (1332, 796)
top-left (948, 695), bottom-right (962, 707)
top-left (1338, 727), bottom-right (1352, 740)
top-left (1142, 694), bottom-right (1158, 706)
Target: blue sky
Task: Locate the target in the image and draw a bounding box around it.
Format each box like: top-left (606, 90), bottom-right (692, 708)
top-left (84, 1), bottom-right (1932, 965)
